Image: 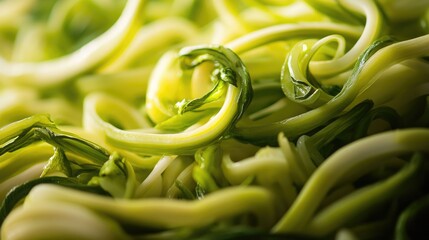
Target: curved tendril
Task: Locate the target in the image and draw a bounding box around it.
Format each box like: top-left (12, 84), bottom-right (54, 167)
top-left (281, 35), bottom-right (347, 107)
top-left (233, 35), bottom-right (429, 145)
top-left (84, 45), bottom-right (252, 155)
top-left (0, 0), bottom-right (145, 87)
top-left (308, 0), bottom-right (383, 76)
top-left (272, 129), bottom-right (429, 233)
top-left (226, 22), bottom-right (362, 54)
top-left (395, 193), bottom-right (429, 239)
top-left (307, 152), bottom-right (423, 236)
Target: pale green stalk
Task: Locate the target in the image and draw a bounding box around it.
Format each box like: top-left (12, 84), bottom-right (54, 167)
top-left (308, 0), bottom-right (383, 77)
top-left (11, 24), bottom-right (52, 62)
top-left (0, 0), bottom-right (144, 87)
top-left (47, 0), bottom-right (124, 34)
top-left (377, 0), bottom-right (429, 22)
top-left (0, 0), bottom-right (35, 31)
top-left (221, 147), bottom-right (287, 185)
top-left (76, 67), bottom-right (152, 104)
top-left (135, 155), bottom-right (175, 198)
top-left (242, 0), bottom-right (325, 24)
top-left (166, 163), bottom-right (195, 198)
top-left (277, 133), bottom-right (309, 186)
top-left (0, 114), bottom-right (55, 146)
top-left (83, 46), bottom-right (252, 155)
top-left (226, 22), bottom-right (362, 54)
top-left (352, 59), bottom-right (429, 114)
top-left (61, 126), bottom-right (163, 169)
top-left (272, 128), bottom-right (429, 233)
top-left (162, 156), bottom-right (193, 196)
top-left (212, 0), bottom-right (250, 36)
top-left (143, 51), bottom-right (188, 123)
top-left (0, 162), bottom-right (45, 201)
top-left (2, 202), bottom-right (130, 240)
top-left (101, 17), bottom-right (199, 72)
top-left (94, 84), bottom-right (238, 154)
top-left (233, 34), bottom-right (429, 143)
top-left (222, 146), bottom-right (297, 208)
top-left (306, 154), bottom-right (422, 236)
top-left (25, 184), bottom-right (277, 229)
top-left (0, 87), bottom-right (82, 126)
top-left (83, 93), bottom-right (151, 136)
top-left (280, 35), bottom-right (346, 107)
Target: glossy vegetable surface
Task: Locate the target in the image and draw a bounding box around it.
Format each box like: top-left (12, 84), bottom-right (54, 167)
top-left (0, 0), bottom-right (429, 239)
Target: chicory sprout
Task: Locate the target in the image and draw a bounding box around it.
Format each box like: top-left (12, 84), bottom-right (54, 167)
top-left (0, 0), bottom-right (429, 239)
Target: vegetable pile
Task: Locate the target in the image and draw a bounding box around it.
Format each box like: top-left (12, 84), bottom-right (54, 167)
top-left (1, 0), bottom-right (429, 239)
